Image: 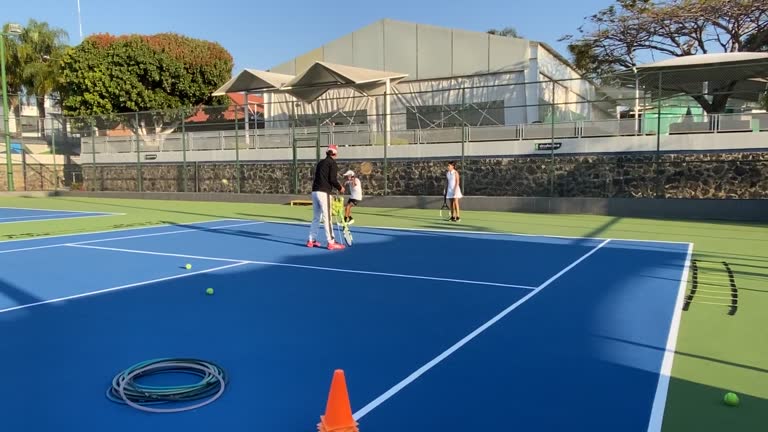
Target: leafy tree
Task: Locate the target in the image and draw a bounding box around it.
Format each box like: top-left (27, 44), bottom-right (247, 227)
top-left (2, 20), bottom-right (69, 136)
top-left (2, 23), bottom-right (27, 134)
top-left (58, 33), bottom-right (233, 145)
top-left (487, 27), bottom-right (522, 38)
top-left (18, 20), bottom-right (69, 135)
top-left (561, 0), bottom-right (768, 112)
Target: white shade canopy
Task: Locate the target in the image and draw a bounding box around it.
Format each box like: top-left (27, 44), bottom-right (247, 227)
top-left (280, 61), bottom-right (407, 102)
top-left (212, 62), bottom-right (408, 102)
top-left (212, 69), bottom-right (296, 95)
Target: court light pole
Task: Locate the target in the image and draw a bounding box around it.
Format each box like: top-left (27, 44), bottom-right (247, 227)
top-left (1, 23), bottom-right (24, 192)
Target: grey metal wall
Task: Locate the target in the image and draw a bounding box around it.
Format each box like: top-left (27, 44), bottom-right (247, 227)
top-left (269, 19), bottom-right (531, 80)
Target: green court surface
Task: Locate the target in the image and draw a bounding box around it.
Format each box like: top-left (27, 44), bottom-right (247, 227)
top-left (1, 196), bottom-right (765, 431)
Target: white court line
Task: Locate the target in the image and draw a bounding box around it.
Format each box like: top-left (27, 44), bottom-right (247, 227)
top-left (71, 221), bottom-right (265, 246)
top-left (0, 218), bottom-right (248, 244)
top-left (0, 220), bottom-right (264, 255)
top-left (67, 244), bottom-right (538, 290)
top-left (0, 213), bottom-right (102, 221)
top-left (646, 242), bottom-right (694, 432)
top-left (0, 212), bottom-right (125, 225)
top-left (0, 262), bottom-right (250, 314)
top-left (0, 206), bottom-right (116, 213)
top-left (262, 220), bottom-right (691, 246)
top-left (352, 238), bottom-right (611, 421)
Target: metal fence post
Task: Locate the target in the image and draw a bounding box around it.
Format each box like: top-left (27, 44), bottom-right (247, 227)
top-left (655, 71), bottom-right (663, 198)
top-left (181, 108), bottom-right (188, 192)
top-left (235, 111), bottom-right (241, 193)
top-left (51, 124), bottom-right (58, 190)
top-left (135, 112), bottom-right (142, 192)
top-left (550, 79), bottom-right (556, 197)
top-left (90, 118), bottom-right (97, 191)
top-left (316, 114), bottom-right (321, 163)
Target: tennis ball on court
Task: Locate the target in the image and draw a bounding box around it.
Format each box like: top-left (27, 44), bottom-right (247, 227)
top-left (185, 264), bottom-right (192, 270)
top-left (206, 288), bottom-right (214, 295)
top-left (724, 392), bottom-right (739, 406)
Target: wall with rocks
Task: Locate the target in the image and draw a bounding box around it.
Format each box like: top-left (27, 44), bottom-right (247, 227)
top-left (79, 152), bottom-right (768, 199)
top-left (0, 164), bottom-right (66, 192)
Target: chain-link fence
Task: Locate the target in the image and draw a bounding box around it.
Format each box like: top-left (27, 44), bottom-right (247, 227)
top-left (3, 63), bottom-right (768, 197)
top-left (0, 111), bottom-right (76, 192)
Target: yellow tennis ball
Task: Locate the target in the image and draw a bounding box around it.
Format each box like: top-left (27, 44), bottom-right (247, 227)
top-left (185, 264), bottom-right (192, 270)
top-left (206, 288), bottom-right (214, 295)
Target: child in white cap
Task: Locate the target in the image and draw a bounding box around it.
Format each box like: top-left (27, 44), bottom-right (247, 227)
top-left (342, 169), bottom-right (362, 224)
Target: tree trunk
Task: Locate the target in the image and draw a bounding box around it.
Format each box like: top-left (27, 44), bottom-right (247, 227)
top-left (37, 97), bottom-right (47, 138)
top-left (11, 100), bottom-right (22, 141)
top-left (690, 81), bottom-right (738, 114)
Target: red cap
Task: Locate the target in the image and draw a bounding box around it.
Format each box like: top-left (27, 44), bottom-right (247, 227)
top-left (328, 145), bottom-right (338, 155)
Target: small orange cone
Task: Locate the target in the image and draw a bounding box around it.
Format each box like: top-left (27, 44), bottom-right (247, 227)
top-left (318, 369), bottom-right (359, 432)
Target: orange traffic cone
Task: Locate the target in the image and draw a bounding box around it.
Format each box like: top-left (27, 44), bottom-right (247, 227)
top-left (318, 370), bottom-right (359, 432)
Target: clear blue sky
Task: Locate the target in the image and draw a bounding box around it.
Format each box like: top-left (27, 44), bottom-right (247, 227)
top-left (5, 0), bottom-right (613, 73)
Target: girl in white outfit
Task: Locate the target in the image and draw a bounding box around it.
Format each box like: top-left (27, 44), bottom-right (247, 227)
top-left (342, 170), bottom-right (363, 224)
top-left (445, 161), bottom-right (462, 222)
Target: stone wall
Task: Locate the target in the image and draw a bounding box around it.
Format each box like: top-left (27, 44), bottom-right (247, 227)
top-left (0, 164), bottom-right (67, 192)
top-left (79, 152), bottom-right (768, 199)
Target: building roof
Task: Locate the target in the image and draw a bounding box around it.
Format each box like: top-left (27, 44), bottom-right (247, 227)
top-left (267, 19), bottom-right (534, 81)
top-left (616, 52), bottom-right (768, 101)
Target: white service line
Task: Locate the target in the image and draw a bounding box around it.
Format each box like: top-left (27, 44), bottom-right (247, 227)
top-left (0, 213), bottom-right (125, 225)
top-left (70, 221), bottom-right (265, 245)
top-left (0, 221), bottom-right (264, 255)
top-left (0, 261), bottom-right (250, 314)
top-left (251, 261), bottom-right (537, 290)
top-left (0, 213), bottom-right (103, 221)
top-left (0, 218), bottom-right (248, 244)
top-left (646, 242), bottom-right (694, 432)
top-left (352, 238), bottom-right (611, 421)
top-left (67, 244), bottom-right (538, 290)
top-left (262, 220), bottom-right (690, 246)
top-left (0, 206), bottom-right (115, 213)
top-left (68, 244), bottom-right (241, 263)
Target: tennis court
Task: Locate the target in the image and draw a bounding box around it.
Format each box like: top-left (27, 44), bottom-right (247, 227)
top-left (0, 215), bottom-right (692, 431)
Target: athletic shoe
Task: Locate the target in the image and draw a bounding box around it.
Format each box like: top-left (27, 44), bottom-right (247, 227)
top-left (327, 242), bottom-right (346, 250)
top-left (306, 240), bottom-right (321, 248)
top-left (347, 218), bottom-right (355, 225)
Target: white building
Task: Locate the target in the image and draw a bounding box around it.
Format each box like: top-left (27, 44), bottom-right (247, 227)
top-left (261, 19), bottom-right (613, 138)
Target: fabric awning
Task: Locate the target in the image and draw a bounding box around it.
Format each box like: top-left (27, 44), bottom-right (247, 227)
top-left (279, 61), bottom-right (408, 103)
top-left (212, 69), bottom-right (296, 95)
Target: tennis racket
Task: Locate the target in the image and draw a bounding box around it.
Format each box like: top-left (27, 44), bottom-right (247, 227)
top-left (326, 193), bottom-right (337, 243)
top-left (359, 161), bottom-right (373, 176)
top-left (440, 188), bottom-right (451, 220)
top-left (331, 193), bottom-right (353, 246)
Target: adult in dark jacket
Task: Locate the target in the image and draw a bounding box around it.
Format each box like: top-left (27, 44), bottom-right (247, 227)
top-left (307, 145), bottom-right (345, 250)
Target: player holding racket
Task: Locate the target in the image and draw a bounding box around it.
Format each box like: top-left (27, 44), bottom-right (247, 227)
top-left (342, 170), bottom-right (362, 224)
top-left (307, 145), bottom-right (345, 250)
top-left (446, 161), bottom-right (462, 222)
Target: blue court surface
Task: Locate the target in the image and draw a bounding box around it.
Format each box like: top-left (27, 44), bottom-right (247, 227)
top-left (0, 207), bottom-right (120, 224)
top-left (0, 219), bottom-right (692, 432)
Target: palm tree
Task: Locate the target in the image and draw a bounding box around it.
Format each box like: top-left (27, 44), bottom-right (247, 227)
top-left (2, 23), bottom-right (25, 135)
top-left (17, 20), bottom-right (69, 136)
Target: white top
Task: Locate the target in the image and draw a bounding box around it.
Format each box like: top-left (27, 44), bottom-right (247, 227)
top-left (346, 178), bottom-right (363, 200)
top-left (446, 170), bottom-right (462, 199)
